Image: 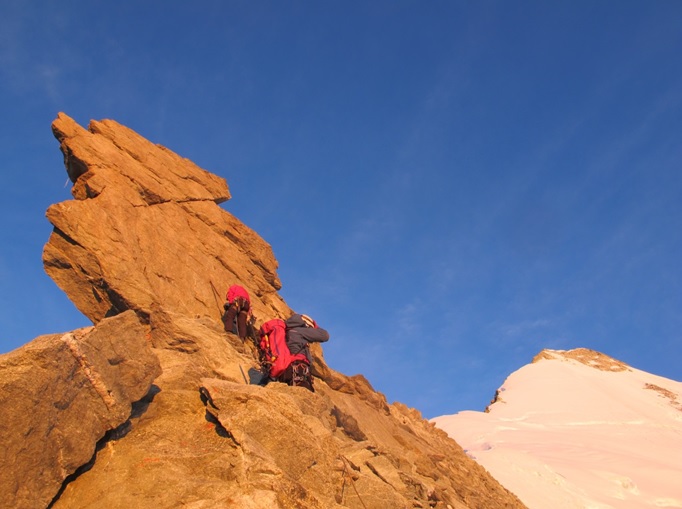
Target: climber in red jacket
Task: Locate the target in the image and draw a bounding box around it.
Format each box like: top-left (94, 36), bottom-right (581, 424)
top-left (222, 284), bottom-right (251, 340)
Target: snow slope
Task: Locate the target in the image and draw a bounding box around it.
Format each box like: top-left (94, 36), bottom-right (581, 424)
top-left (432, 349), bottom-right (682, 509)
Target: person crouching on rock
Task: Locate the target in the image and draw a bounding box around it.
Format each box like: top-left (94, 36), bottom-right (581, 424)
top-left (282, 314), bottom-right (329, 391)
top-left (222, 284), bottom-right (251, 340)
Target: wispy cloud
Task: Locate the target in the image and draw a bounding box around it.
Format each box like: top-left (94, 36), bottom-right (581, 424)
top-left (0, 3), bottom-right (68, 104)
top-left (395, 299), bottom-right (423, 337)
top-left (0, 3), bottom-right (26, 89)
top-left (494, 318), bottom-right (552, 340)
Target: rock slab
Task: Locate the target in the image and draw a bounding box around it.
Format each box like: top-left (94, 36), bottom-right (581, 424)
top-left (0, 311), bottom-right (160, 509)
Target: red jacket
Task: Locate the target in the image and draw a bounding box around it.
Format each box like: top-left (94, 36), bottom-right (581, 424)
top-left (226, 284), bottom-right (250, 304)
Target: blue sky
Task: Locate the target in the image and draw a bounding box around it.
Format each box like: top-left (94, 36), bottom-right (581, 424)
top-left (1, 1), bottom-right (680, 418)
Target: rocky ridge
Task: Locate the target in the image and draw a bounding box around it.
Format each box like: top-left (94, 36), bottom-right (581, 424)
top-left (532, 348), bottom-right (629, 372)
top-left (0, 114), bottom-right (527, 509)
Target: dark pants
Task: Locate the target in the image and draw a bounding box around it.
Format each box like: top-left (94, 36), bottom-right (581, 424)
top-left (222, 297), bottom-right (250, 339)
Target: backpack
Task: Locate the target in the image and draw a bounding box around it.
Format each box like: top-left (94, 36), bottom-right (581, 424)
top-left (258, 319), bottom-right (309, 379)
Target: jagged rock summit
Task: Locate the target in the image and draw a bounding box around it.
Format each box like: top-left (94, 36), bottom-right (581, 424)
top-left (0, 113), bottom-right (527, 509)
top-left (531, 347), bottom-right (630, 372)
top-left (44, 112), bottom-right (287, 325)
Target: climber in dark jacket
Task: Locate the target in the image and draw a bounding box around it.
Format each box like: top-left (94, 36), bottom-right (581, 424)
top-left (281, 313), bottom-right (329, 391)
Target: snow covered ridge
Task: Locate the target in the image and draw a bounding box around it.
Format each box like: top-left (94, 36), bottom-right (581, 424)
top-left (432, 348), bottom-right (682, 509)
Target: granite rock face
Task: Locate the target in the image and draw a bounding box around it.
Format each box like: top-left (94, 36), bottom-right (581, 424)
top-left (0, 114), bottom-right (527, 509)
top-left (0, 311), bottom-right (160, 509)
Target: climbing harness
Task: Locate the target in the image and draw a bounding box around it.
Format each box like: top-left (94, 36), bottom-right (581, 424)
top-left (291, 360), bottom-right (314, 391)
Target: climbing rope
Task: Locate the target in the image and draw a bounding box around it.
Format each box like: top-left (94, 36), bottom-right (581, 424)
top-left (209, 280), bottom-right (224, 315)
top-left (339, 455), bottom-right (368, 509)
